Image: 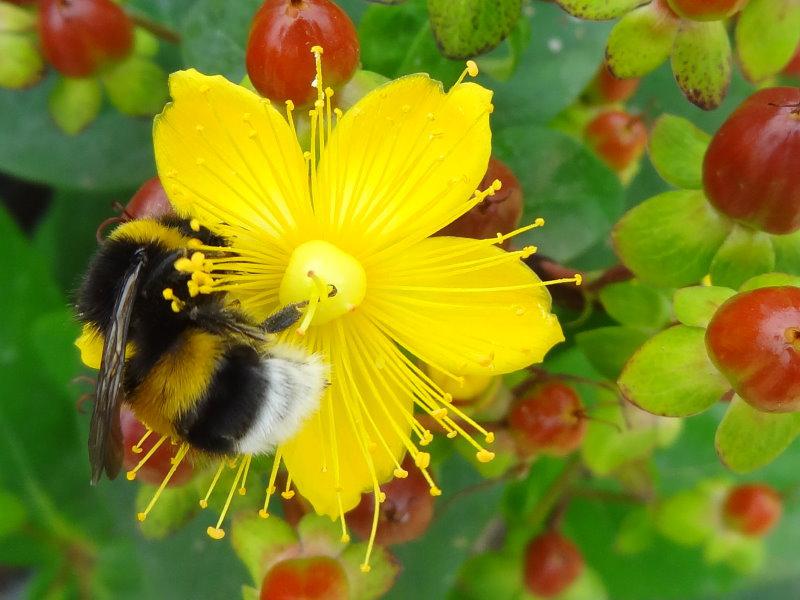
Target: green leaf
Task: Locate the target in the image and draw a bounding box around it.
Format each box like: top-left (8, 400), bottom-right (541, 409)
top-left (0, 77), bottom-right (156, 190)
top-left (135, 480), bottom-right (203, 539)
top-left (48, 77), bottom-right (103, 135)
top-left (0, 3), bottom-right (37, 31)
top-left (598, 279), bottom-right (671, 329)
top-left (494, 125), bottom-right (624, 265)
top-left (736, 0), bottom-right (800, 82)
top-left (647, 114), bottom-right (710, 189)
top-left (181, 0), bottom-right (261, 82)
top-left (581, 400), bottom-right (661, 476)
top-left (612, 190), bottom-right (732, 288)
top-left (556, 0), bottom-right (644, 19)
top-left (478, 15), bottom-right (531, 81)
top-left (0, 32), bottom-right (43, 89)
top-left (340, 543), bottom-right (400, 600)
top-left (619, 325), bottom-right (730, 417)
top-left (654, 485), bottom-right (719, 546)
top-left (614, 507), bottom-right (655, 555)
top-left (709, 225), bottom-right (775, 289)
top-left (296, 513), bottom-right (342, 555)
top-left (672, 286), bottom-right (735, 328)
top-left (455, 551), bottom-right (522, 600)
top-left (740, 272), bottom-right (800, 291)
top-left (559, 567), bottom-right (609, 600)
top-left (101, 56), bottom-right (168, 116)
top-left (606, 2), bottom-right (679, 78)
top-left (671, 20), bottom-right (732, 110)
top-left (703, 532), bottom-right (764, 574)
top-left (772, 230), bottom-right (800, 273)
top-left (716, 396), bottom-right (800, 473)
top-left (488, 2), bottom-right (612, 128)
top-left (575, 326), bottom-right (651, 380)
top-left (0, 489), bottom-right (27, 538)
top-left (427, 0), bottom-right (521, 59)
top-left (231, 513), bottom-right (297, 583)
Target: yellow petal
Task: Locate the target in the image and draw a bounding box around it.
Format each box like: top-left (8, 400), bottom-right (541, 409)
top-left (316, 75), bottom-right (492, 257)
top-left (281, 314), bottom-right (412, 518)
top-left (74, 324), bottom-right (136, 370)
top-left (366, 236), bottom-right (564, 376)
top-left (153, 69), bottom-right (313, 250)
top-left (75, 324), bottom-right (104, 369)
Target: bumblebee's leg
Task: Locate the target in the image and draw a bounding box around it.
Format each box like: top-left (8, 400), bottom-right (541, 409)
top-left (261, 301), bottom-right (308, 334)
top-left (261, 285), bottom-right (337, 333)
top-left (187, 304), bottom-right (270, 342)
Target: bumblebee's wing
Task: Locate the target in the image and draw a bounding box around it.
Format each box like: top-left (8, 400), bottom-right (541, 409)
top-left (89, 249), bottom-right (147, 485)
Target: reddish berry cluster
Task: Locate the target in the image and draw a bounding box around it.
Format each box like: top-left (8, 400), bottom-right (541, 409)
top-left (584, 110), bottom-right (648, 173)
top-left (509, 382), bottom-right (587, 457)
top-left (38, 0), bottom-right (134, 77)
top-left (723, 484), bottom-right (782, 537)
top-left (524, 531), bottom-right (584, 598)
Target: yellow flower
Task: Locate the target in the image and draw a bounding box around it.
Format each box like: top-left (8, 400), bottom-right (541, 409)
top-left (84, 50), bottom-right (568, 570)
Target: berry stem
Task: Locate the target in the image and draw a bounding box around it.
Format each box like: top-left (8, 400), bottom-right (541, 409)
top-left (127, 11), bottom-right (181, 44)
top-left (526, 456), bottom-right (582, 530)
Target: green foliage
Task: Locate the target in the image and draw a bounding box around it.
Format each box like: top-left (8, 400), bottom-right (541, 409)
top-left (598, 280), bottom-right (671, 329)
top-left (556, 0), bottom-right (644, 20)
top-left (102, 56), bottom-right (169, 116)
top-left (670, 21), bottom-right (731, 111)
top-left (619, 325), bottom-right (730, 417)
top-left (495, 125), bottom-right (624, 266)
top-left (606, 3), bottom-right (677, 78)
top-left (709, 226), bottom-right (776, 289)
top-left (48, 78), bottom-right (103, 135)
top-left (672, 286), bottom-right (735, 328)
top-left (613, 190), bottom-right (732, 287)
top-left (647, 114), bottom-right (710, 189)
top-left (427, 0), bottom-right (521, 59)
top-left (716, 397), bottom-right (800, 473)
top-left (736, 0), bottom-right (800, 82)
top-left (576, 326), bottom-right (650, 380)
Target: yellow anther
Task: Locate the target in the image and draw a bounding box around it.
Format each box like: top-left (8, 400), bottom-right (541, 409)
top-left (206, 527), bottom-right (225, 540)
top-left (325, 86), bottom-right (334, 98)
top-left (432, 408), bottom-right (448, 419)
top-left (258, 509), bottom-right (269, 519)
top-left (341, 533), bottom-right (351, 544)
top-left (377, 491), bottom-right (387, 503)
top-left (189, 219), bottom-right (201, 232)
top-left (430, 486), bottom-right (442, 497)
top-left (360, 564), bottom-right (371, 573)
top-left (490, 178), bottom-right (502, 192)
top-left (534, 217), bottom-right (545, 227)
top-left (485, 432), bottom-right (495, 444)
top-left (281, 490), bottom-right (295, 500)
top-left (311, 45), bottom-right (323, 55)
top-left (574, 273), bottom-right (583, 286)
top-left (415, 452), bottom-right (431, 469)
top-left (162, 288), bottom-right (175, 300)
top-left (466, 60), bottom-right (479, 77)
top-left (447, 431), bottom-right (458, 439)
top-left (393, 468), bottom-right (408, 478)
top-left (476, 450), bottom-right (495, 463)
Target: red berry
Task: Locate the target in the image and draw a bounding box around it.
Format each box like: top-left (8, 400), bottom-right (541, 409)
top-left (121, 408), bottom-right (194, 486)
top-left (125, 177), bottom-right (174, 219)
top-left (347, 456), bottom-right (434, 545)
top-left (436, 157), bottom-right (523, 247)
top-left (509, 382), bottom-right (586, 457)
top-left (706, 287), bottom-right (800, 412)
top-left (584, 110), bottom-right (648, 172)
top-left (723, 484), bottom-right (782, 536)
top-left (666, 0), bottom-right (748, 21)
top-left (38, 0), bottom-right (134, 78)
top-left (584, 62), bottom-right (640, 105)
top-left (260, 556), bottom-right (349, 600)
top-left (246, 0), bottom-right (359, 107)
top-left (703, 87), bottom-right (800, 234)
top-left (524, 531), bottom-right (584, 598)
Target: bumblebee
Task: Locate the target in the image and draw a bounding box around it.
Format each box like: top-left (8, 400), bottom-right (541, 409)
top-left (76, 216), bottom-right (327, 484)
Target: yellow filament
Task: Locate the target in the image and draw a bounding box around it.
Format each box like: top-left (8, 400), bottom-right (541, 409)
top-left (199, 461), bottom-right (226, 509)
top-left (238, 454), bottom-right (252, 495)
top-left (131, 427), bottom-right (153, 454)
top-left (259, 450), bottom-right (283, 518)
top-left (137, 444), bottom-right (190, 522)
top-left (281, 474), bottom-right (295, 500)
top-left (207, 457), bottom-right (248, 540)
top-left (285, 100), bottom-right (295, 134)
top-left (126, 435), bottom-right (167, 480)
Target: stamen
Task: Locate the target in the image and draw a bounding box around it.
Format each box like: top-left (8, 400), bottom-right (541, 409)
top-left (137, 444), bottom-right (190, 522)
top-left (259, 451), bottom-right (283, 518)
top-left (126, 435), bottom-right (167, 480)
top-left (491, 218), bottom-right (546, 245)
top-left (453, 59), bottom-right (480, 88)
top-left (285, 100), bottom-right (295, 134)
top-left (207, 456), bottom-right (248, 540)
top-left (238, 454), bottom-right (252, 495)
top-left (131, 427), bottom-right (153, 454)
top-left (199, 461), bottom-right (226, 509)
top-left (281, 474), bottom-right (295, 500)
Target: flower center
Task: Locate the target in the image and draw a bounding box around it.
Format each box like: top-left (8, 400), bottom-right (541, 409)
top-left (279, 240), bottom-right (366, 329)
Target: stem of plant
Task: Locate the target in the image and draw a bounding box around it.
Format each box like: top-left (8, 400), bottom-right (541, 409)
top-left (128, 12), bottom-right (182, 44)
top-left (526, 456), bottom-right (583, 530)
